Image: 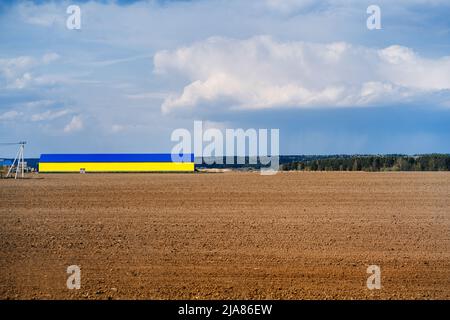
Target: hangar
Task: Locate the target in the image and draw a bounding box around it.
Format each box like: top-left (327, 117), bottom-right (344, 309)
top-left (38, 153), bottom-right (194, 173)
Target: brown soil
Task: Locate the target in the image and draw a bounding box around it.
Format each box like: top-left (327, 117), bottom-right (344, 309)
top-left (0, 172), bottom-right (449, 299)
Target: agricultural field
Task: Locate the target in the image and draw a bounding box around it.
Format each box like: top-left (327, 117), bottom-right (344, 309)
top-left (0, 172), bottom-right (449, 299)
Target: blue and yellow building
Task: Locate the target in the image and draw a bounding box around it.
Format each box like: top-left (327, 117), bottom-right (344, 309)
top-left (38, 154), bottom-right (194, 173)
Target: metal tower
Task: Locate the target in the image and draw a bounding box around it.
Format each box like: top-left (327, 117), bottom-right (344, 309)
top-left (1, 141), bottom-right (27, 179)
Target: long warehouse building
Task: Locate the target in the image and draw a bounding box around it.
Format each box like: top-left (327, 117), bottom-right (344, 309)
top-left (38, 154), bottom-right (194, 173)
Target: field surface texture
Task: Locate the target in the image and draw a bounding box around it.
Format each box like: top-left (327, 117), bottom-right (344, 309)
top-left (0, 172), bottom-right (449, 299)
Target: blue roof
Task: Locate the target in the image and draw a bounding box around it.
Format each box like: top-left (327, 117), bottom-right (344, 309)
top-left (39, 153), bottom-right (194, 163)
top-left (0, 159), bottom-right (13, 165)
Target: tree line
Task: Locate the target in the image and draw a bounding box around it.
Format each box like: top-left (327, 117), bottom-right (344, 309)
top-left (281, 154), bottom-right (450, 171)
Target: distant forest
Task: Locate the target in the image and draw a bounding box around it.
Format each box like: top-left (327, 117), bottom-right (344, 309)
top-left (281, 154), bottom-right (450, 172)
top-left (3, 155), bottom-right (449, 172)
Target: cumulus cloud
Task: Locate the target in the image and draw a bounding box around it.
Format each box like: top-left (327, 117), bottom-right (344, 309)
top-left (377, 45), bottom-right (450, 90)
top-left (0, 56), bottom-right (35, 79)
top-left (0, 53), bottom-right (60, 89)
top-left (154, 36), bottom-right (450, 113)
top-left (64, 115), bottom-right (83, 133)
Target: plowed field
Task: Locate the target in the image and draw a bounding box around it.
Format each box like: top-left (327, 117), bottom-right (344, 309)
top-left (0, 172), bottom-right (449, 299)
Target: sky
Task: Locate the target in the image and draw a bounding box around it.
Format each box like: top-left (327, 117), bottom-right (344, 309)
top-left (0, 0), bottom-right (450, 157)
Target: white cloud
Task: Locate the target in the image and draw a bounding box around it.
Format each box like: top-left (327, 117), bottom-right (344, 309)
top-left (0, 53), bottom-right (60, 89)
top-left (31, 109), bottom-right (71, 122)
top-left (24, 100), bottom-right (56, 108)
top-left (8, 72), bottom-right (33, 89)
top-left (18, 2), bottom-right (65, 27)
top-left (42, 53), bottom-right (60, 64)
top-left (0, 56), bottom-right (36, 79)
top-left (154, 36), bottom-right (450, 113)
top-left (378, 45), bottom-right (450, 91)
top-left (0, 110), bottom-right (22, 121)
top-left (64, 115), bottom-right (83, 133)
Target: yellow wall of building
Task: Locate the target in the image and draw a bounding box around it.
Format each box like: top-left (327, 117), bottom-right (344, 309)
top-left (39, 162), bottom-right (194, 172)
